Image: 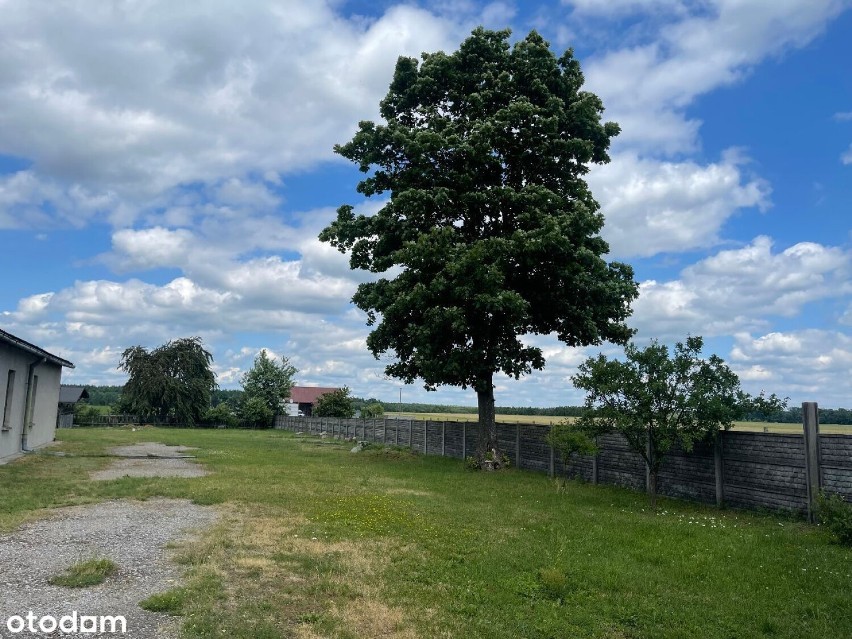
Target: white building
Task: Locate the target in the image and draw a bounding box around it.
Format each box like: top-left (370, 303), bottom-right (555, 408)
top-left (1, 329), bottom-right (74, 464)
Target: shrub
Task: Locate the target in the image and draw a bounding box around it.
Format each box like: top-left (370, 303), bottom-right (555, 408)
top-left (204, 403), bottom-right (238, 428)
top-left (546, 421), bottom-right (598, 466)
top-left (241, 396), bottom-right (274, 429)
top-left (816, 491), bottom-right (852, 546)
top-left (361, 402), bottom-right (385, 418)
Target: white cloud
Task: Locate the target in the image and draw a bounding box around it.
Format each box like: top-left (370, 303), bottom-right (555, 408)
top-left (592, 151), bottom-right (770, 257)
top-left (632, 236), bottom-right (852, 339)
top-left (842, 144), bottom-right (852, 165)
top-left (584, 0), bottom-right (846, 153)
top-left (566, 0), bottom-right (690, 16)
top-left (729, 330), bottom-right (852, 406)
top-left (0, 1), bottom-right (463, 228)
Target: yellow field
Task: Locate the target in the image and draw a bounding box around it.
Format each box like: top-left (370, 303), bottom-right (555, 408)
top-left (385, 412), bottom-right (566, 425)
top-left (384, 412), bottom-right (852, 434)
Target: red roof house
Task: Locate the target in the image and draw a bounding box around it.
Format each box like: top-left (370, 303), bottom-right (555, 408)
top-left (286, 386), bottom-right (339, 417)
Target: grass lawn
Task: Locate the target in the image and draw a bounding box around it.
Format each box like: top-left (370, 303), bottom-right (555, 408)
top-left (2, 427), bottom-right (850, 638)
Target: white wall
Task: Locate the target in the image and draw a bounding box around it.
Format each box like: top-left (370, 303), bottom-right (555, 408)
top-left (0, 341), bottom-right (64, 463)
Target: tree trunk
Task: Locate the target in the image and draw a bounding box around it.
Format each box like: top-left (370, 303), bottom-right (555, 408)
top-left (475, 377), bottom-right (503, 470)
top-left (648, 469), bottom-right (658, 510)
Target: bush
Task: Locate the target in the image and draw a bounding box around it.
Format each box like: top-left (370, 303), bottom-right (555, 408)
top-left (546, 421), bottom-right (598, 464)
top-left (204, 403), bottom-right (238, 428)
top-left (361, 401), bottom-right (385, 418)
top-left (241, 396), bottom-right (274, 429)
top-left (314, 387), bottom-right (355, 418)
top-left (816, 491), bottom-right (852, 546)
top-left (72, 402), bottom-right (101, 424)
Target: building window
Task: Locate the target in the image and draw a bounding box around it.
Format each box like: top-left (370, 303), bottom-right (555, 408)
top-left (2, 370), bottom-right (15, 431)
top-left (28, 374), bottom-right (38, 429)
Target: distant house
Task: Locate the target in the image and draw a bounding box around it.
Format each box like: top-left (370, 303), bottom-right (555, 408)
top-left (1, 328), bottom-right (75, 464)
top-left (59, 385), bottom-right (89, 413)
top-left (285, 386), bottom-right (340, 417)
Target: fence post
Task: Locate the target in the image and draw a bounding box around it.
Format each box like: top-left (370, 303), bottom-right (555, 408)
top-left (408, 419), bottom-right (413, 450)
top-left (442, 421), bottom-right (446, 456)
top-left (383, 418), bottom-right (387, 443)
top-left (803, 402), bottom-right (822, 523)
top-left (592, 445), bottom-right (599, 485)
top-left (714, 431), bottom-right (725, 508)
top-left (515, 423), bottom-right (521, 469)
top-left (462, 422), bottom-right (467, 459)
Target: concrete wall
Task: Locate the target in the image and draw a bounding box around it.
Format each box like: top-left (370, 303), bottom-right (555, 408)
top-left (274, 415), bottom-right (852, 515)
top-left (0, 341), bottom-right (64, 463)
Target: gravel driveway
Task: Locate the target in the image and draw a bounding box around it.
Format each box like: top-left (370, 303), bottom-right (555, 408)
top-left (1, 440), bottom-right (219, 638)
top-left (90, 443), bottom-right (209, 481)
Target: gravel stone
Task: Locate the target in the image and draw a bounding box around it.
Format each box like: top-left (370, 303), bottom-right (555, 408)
top-left (91, 443), bottom-right (209, 481)
top-left (0, 499), bottom-right (218, 638)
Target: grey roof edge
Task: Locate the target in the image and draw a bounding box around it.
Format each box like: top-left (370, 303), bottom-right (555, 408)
top-left (0, 328), bottom-right (75, 369)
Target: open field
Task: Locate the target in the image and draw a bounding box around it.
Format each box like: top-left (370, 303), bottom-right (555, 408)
top-left (386, 411), bottom-right (567, 425)
top-left (385, 411), bottom-right (852, 434)
top-left (1, 427), bottom-right (850, 638)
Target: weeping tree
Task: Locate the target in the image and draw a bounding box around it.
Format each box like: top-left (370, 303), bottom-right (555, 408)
top-left (118, 336), bottom-right (216, 426)
top-left (320, 28), bottom-right (638, 468)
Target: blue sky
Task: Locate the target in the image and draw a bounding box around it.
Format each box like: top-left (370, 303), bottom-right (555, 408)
top-left (1, 0), bottom-right (851, 408)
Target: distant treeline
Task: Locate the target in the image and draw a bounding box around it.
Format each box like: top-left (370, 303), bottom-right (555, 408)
top-left (380, 401), bottom-right (585, 417)
top-left (78, 386), bottom-right (852, 424)
top-left (744, 406), bottom-right (852, 425)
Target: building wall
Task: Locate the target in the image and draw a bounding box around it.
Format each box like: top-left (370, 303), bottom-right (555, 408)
top-left (0, 342), bottom-right (64, 463)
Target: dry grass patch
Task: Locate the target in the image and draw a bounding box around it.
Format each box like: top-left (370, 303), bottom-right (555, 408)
top-left (162, 504), bottom-right (418, 638)
top-left (339, 599), bottom-right (418, 639)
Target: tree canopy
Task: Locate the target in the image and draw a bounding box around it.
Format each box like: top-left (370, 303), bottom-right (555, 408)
top-left (314, 387), bottom-right (355, 418)
top-left (240, 349), bottom-right (298, 416)
top-left (319, 27), bottom-right (638, 466)
top-left (572, 336), bottom-right (786, 507)
top-left (117, 336), bottom-right (216, 426)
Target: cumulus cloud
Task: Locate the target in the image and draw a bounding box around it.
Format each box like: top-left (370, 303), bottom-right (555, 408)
top-left (631, 236), bottom-right (852, 339)
top-left (592, 151), bottom-right (770, 257)
top-left (0, 1), bottom-right (463, 228)
top-left (583, 0), bottom-right (846, 154)
top-left (566, 0), bottom-right (690, 16)
top-left (729, 330), bottom-right (852, 405)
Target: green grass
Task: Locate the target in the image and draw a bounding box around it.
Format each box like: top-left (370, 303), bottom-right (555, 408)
top-left (140, 587), bottom-right (190, 614)
top-left (2, 427), bottom-right (851, 638)
top-left (49, 557), bottom-right (118, 588)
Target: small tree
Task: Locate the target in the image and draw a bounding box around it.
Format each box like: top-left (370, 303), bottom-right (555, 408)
top-left (314, 387), bottom-right (355, 418)
top-left (572, 336), bottom-right (747, 508)
top-left (118, 336), bottom-right (216, 426)
top-left (242, 396), bottom-right (274, 428)
top-left (361, 402), bottom-right (385, 418)
top-left (240, 350), bottom-right (298, 416)
top-left (546, 420), bottom-right (598, 480)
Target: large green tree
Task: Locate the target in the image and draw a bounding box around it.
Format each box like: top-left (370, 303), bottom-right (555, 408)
top-left (320, 28), bottom-right (638, 467)
top-left (118, 336), bottom-right (217, 426)
top-left (240, 349), bottom-right (298, 416)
